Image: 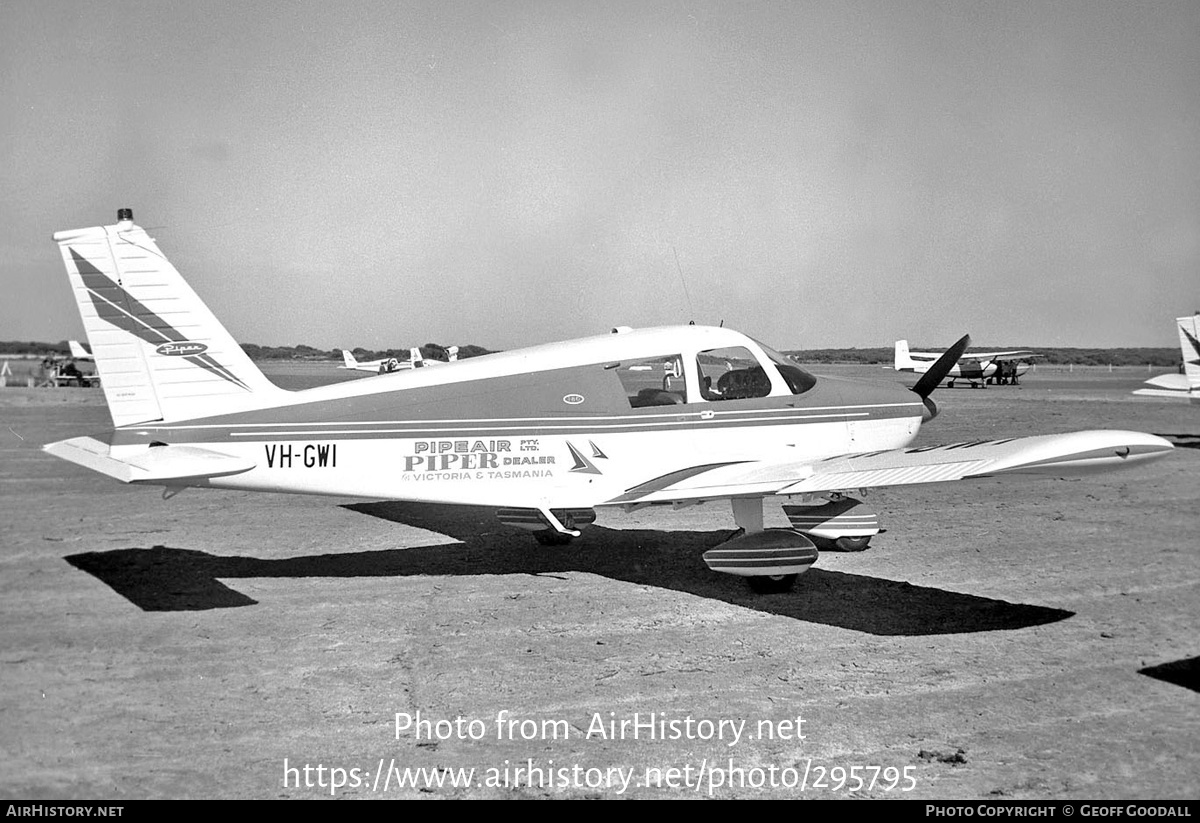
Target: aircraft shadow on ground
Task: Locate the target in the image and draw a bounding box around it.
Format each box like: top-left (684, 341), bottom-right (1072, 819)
top-left (1138, 656), bottom-right (1200, 694)
top-left (65, 502), bottom-right (1073, 635)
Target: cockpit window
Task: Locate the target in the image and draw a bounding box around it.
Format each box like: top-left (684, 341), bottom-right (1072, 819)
top-left (612, 355), bottom-right (688, 407)
top-left (696, 347), bottom-right (772, 401)
top-left (751, 338), bottom-right (817, 395)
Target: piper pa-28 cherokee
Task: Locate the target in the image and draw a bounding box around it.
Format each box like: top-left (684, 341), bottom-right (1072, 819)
top-left (894, 340), bottom-right (1041, 388)
top-left (45, 211), bottom-right (1173, 593)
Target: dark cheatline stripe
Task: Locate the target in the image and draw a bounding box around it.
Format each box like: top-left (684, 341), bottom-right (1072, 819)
top-left (71, 248), bottom-right (248, 392)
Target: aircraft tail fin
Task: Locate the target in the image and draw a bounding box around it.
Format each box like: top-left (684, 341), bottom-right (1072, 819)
top-left (410, 347), bottom-right (423, 367)
top-left (1176, 315), bottom-right (1200, 389)
top-left (894, 340), bottom-right (917, 372)
top-left (53, 210), bottom-right (287, 428)
top-left (340, 350), bottom-right (359, 369)
top-left (68, 340), bottom-right (92, 359)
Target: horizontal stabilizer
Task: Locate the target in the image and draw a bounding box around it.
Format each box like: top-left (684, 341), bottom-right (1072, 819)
top-left (43, 437), bottom-right (255, 484)
top-left (1141, 373), bottom-right (1195, 391)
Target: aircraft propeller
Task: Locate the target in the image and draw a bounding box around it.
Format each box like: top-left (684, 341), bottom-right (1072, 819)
top-left (911, 333), bottom-right (971, 421)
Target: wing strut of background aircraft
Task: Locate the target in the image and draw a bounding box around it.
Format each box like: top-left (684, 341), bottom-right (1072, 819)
top-left (43, 211), bottom-right (1173, 594)
top-left (895, 340), bottom-right (1042, 388)
top-left (1133, 315), bottom-right (1200, 403)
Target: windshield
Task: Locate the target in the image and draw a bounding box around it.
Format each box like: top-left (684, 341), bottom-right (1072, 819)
top-left (751, 338), bottom-right (817, 395)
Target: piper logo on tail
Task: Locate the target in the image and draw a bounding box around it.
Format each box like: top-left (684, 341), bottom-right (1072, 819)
top-left (156, 342), bottom-right (208, 357)
top-left (69, 248), bottom-right (250, 391)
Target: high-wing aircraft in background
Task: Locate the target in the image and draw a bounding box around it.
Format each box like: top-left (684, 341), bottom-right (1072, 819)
top-left (895, 340), bottom-right (1042, 388)
top-left (340, 346), bottom-right (458, 373)
top-left (44, 211), bottom-right (1173, 593)
top-left (1134, 315), bottom-right (1200, 403)
top-left (68, 340), bottom-right (94, 360)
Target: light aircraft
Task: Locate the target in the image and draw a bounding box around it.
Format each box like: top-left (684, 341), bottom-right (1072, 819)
top-left (68, 340), bottom-right (95, 360)
top-left (894, 340), bottom-right (1041, 388)
top-left (340, 346), bottom-right (458, 373)
top-left (1134, 315), bottom-right (1200, 404)
top-left (44, 211), bottom-right (1173, 593)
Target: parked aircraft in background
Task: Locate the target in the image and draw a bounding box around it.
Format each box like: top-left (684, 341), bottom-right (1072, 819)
top-left (1134, 315), bottom-right (1200, 404)
top-left (340, 346), bottom-right (459, 374)
top-left (44, 211), bottom-right (1173, 593)
top-left (68, 340), bottom-right (94, 360)
top-left (339, 350), bottom-right (389, 372)
top-left (894, 340), bottom-right (1042, 388)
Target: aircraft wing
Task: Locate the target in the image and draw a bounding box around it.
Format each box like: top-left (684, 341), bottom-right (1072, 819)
top-left (43, 436), bottom-right (255, 484)
top-left (606, 430), bottom-right (1171, 505)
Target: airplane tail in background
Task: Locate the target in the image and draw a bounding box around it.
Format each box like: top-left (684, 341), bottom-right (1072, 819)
top-left (410, 347), bottom-right (423, 367)
top-left (1176, 315), bottom-right (1200, 390)
top-left (1135, 315), bottom-right (1200, 400)
top-left (53, 210), bottom-right (287, 428)
top-left (894, 340), bottom-right (918, 372)
top-left (68, 340), bottom-right (92, 359)
top-left (340, 350), bottom-right (359, 370)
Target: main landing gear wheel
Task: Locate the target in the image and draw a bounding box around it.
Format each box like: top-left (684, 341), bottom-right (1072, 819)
top-left (747, 574), bottom-right (799, 594)
top-left (833, 535), bottom-right (871, 552)
top-left (806, 534), bottom-right (873, 552)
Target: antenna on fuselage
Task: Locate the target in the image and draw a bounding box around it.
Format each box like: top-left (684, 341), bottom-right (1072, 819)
top-left (671, 245), bottom-right (695, 323)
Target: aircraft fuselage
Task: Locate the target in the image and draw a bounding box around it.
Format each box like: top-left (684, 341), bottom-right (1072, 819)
top-left (99, 329), bottom-right (925, 511)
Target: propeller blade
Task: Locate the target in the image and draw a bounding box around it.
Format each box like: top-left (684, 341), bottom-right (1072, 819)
top-left (912, 334), bottom-right (971, 400)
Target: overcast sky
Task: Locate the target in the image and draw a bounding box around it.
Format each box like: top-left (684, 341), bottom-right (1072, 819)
top-left (2, 1), bottom-right (1197, 351)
